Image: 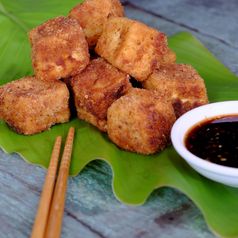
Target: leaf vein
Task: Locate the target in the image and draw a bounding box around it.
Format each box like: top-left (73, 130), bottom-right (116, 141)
top-left (0, 1), bottom-right (29, 32)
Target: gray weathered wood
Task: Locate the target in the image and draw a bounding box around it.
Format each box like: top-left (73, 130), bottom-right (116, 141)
top-left (1, 1), bottom-right (238, 237)
top-left (0, 151), bottom-right (215, 238)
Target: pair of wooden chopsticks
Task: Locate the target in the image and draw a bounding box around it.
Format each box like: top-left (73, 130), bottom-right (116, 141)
top-left (31, 127), bottom-right (75, 238)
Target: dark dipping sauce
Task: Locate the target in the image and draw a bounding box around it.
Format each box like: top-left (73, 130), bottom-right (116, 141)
top-left (185, 115), bottom-right (238, 168)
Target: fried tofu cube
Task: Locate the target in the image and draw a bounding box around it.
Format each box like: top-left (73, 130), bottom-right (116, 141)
top-left (0, 77), bottom-right (70, 135)
top-left (69, 0), bottom-right (124, 47)
top-left (95, 17), bottom-right (170, 81)
top-left (71, 58), bottom-right (131, 131)
top-left (29, 16), bottom-right (89, 81)
top-left (143, 64), bottom-right (209, 118)
top-left (107, 88), bottom-right (176, 154)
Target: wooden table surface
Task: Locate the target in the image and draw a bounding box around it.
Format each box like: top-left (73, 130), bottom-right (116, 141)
top-left (1, 1), bottom-right (238, 237)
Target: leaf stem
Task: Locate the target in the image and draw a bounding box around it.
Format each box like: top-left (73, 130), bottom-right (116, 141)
top-left (0, 1), bottom-right (29, 32)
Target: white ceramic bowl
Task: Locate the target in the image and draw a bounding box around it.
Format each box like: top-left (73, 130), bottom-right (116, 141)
top-left (171, 101), bottom-right (238, 187)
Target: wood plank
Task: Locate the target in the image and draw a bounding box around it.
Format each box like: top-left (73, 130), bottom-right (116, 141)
top-left (0, 150), bottom-right (215, 238)
top-left (0, 152), bottom-right (107, 238)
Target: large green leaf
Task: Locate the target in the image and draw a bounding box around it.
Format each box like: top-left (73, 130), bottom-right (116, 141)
top-left (1, 1), bottom-right (238, 237)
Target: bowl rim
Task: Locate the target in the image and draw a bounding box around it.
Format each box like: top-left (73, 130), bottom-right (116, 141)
top-left (171, 100), bottom-right (238, 177)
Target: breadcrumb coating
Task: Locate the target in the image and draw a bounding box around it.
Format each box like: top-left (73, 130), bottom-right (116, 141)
top-left (143, 64), bottom-right (209, 117)
top-left (160, 48), bottom-right (176, 66)
top-left (71, 58), bottom-right (131, 131)
top-left (69, 0), bottom-right (124, 47)
top-left (0, 77), bottom-right (70, 135)
top-left (29, 16), bottom-right (89, 81)
top-left (96, 17), bottom-right (171, 81)
top-left (107, 88), bottom-right (176, 154)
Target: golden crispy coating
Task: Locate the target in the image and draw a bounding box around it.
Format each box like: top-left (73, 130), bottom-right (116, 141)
top-left (160, 48), bottom-right (176, 66)
top-left (71, 58), bottom-right (131, 131)
top-left (143, 64), bottom-right (209, 118)
top-left (69, 0), bottom-right (124, 47)
top-left (0, 77), bottom-right (70, 135)
top-left (95, 17), bottom-right (170, 81)
top-left (107, 88), bottom-right (176, 154)
top-left (29, 16), bottom-right (89, 81)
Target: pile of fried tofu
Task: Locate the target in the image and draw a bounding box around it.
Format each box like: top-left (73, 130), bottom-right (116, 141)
top-left (0, 0), bottom-right (208, 154)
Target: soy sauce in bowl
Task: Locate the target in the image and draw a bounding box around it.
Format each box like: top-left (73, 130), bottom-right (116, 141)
top-left (185, 115), bottom-right (238, 168)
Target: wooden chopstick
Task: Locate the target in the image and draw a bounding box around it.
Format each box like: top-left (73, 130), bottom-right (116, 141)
top-left (31, 127), bottom-right (75, 238)
top-left (45, 127), bottom-right (75, 238)
top-left (31, 136), bottom-right (62, 238)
